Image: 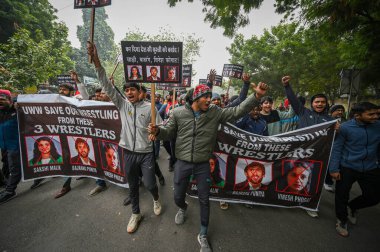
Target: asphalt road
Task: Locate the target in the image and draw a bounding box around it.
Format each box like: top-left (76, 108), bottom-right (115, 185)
top-left (0, 153), bottom-right (379, 252)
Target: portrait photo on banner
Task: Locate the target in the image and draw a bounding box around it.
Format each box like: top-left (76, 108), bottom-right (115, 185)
top-left (276, 160), bottom-right (323, 197)
top-left (26, 135), bottom-right (63, 167)
top-left (234, 158), bottom-right (272, 191)
top-left (164, 66), bottom-right (179, 82)
top-left (146, 65), bottom-right (161, 82)
top-left (127, 65), bottom-right (143, 81)
top-left (189, 153), bottom-right (227, 188)
top-left (67, 136), bottom-right (96, 167)
top-left (98, 140), bottom-right (124, 175)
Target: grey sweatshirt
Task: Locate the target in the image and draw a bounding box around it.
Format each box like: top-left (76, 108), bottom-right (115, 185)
top-left (96, 66), bottom-right (162, 153)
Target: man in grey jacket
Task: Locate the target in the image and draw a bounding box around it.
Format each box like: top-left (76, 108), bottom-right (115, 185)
top-left (149, 82), bottom-right (268, 252)
top-left (88, 42), bottom-right (162, 234)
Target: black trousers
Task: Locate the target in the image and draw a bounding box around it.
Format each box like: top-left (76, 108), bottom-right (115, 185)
top-left (163, 140), bottom-right (176, 167)
top-left (335, 167), bottom-right (380, 222)
top-left (124, 150), bottom-right (159, 214)
top-left (174, 160), bottom-right (210, 227)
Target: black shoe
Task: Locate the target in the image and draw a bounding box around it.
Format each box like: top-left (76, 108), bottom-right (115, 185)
top-left (168, 165), bottom-right (174, 172)
top-left (30, 178), bottom-right (44, 189)
top-left (123, 196), bottom-right (131, 206)
top-left (0, 190), bottom-right (17, 205)
top-left (159, 176), bottom-right (165, 186)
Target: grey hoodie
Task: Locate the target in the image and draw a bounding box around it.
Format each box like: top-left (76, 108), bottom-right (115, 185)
top-left (96, 66), bottom-right (162, 153)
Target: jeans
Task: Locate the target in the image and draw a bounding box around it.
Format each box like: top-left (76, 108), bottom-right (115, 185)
top-left (96, 179), bottom-right (106, 187)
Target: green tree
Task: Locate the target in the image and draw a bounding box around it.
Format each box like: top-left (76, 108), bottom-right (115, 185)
top-left (73, 8), bottom-right (117, 78)
top-left (167, 0), bottom-right (264, 37)
top-left (228, 23), bottom-right (342, 101)
top-left (0, 0), bottom-right (57, 43)
top-left (0, 27), bottom-right (74, 90)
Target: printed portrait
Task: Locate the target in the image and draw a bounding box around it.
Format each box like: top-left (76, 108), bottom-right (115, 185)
top-left (276, 160), bottom-right (323, 196)
top-left (127, 65), bottom-right (143, 81)
top-left (26, 135), bottom-right (63, 167)
top-left (234, 159), bottom-right (272, 191)
top-left (68, 136), bottom-right (96, 167)
top-left (99, 141), bottom-right (123, 175)
top-left (146, 66), bottom-right (161, 82)
top-left (164, 66), bottom-right (178, 82)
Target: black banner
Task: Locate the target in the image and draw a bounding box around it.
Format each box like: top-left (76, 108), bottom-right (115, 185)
top-left (198, 79), bottom-right (208, 85)
top-left (121, 41), bottom-right (183, 84)
top-left (222, 64), bottom-right (244, 79)
top-left (182, 64), bottom-right (192, 87)
top-left (17, 94), bottom-right (128, 186)
top-left (188, 122), bottom-right (336, 210)
top-left (74, 0), bottom-right (111, 9)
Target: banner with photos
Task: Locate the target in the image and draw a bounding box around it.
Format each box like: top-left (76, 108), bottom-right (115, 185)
top-left (17, 94), bottom-right (129, 187)
top-left (121, 41), bottom-right (183, 84)
top-left (187, 121), bottom-right (336, 210)
top-left (74, 0), bottom-right (111, 9)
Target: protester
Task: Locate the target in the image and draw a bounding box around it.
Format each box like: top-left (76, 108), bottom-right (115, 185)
top-left (235, 104), bottom-right (268, 135)
top-left (88, 42), bottom-right (162, 234)
top-left (259, 96), bottom-right (295, 135)
top-left (330, 104), bottom-right (346, 123)
top-left (329, 102), bottom-right (380, 237)
top-left (0, 90), bottom-right (22, 204)
top-left (158, 90), bottom-right (178, 172)
top-left (148, 81), bottom-right (268, 251)
top-left (282, 75), bottom-right (337, 218)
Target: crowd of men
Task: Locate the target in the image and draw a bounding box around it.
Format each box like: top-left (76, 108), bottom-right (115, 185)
top-left (0, 42), bottom-right (379, 251)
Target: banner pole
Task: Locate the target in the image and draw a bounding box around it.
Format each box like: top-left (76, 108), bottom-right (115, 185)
top-left (151, 83), bottom-right (156, 126)
top-left (88, 7), bottom-right (96, 63)
top-left (172, 88), bottom-right (176, 111)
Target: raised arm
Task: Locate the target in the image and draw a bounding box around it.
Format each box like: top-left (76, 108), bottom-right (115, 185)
top-left (282, 76), bottom-right (305, 116)
top-left (219, 82), bottom-right (268, 122)
top-left (70, 70), bottom-right (89, 100)
top-left (87, 42), bottom-right (125, 108)
top-left (226, 72), bottom-right (250, 108)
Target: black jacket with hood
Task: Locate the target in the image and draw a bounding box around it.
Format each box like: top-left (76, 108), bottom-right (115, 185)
top-left (284, 84), bottom-right (333, 129)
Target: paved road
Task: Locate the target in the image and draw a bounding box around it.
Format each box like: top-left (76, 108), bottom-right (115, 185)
top-left (1, 153), bottom-right (379, 252)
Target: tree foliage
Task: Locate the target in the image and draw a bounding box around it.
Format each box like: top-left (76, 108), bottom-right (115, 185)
top-left (0, 26), bottom-right (73, 90)
top-left (0, 0), bottom-right (57, 43)
top-left (228, 23), bottom-right (342, 101)
top-left (167, 0), bottom-right (263, 37)
top-left (73, 8), bottom-right (118, 79)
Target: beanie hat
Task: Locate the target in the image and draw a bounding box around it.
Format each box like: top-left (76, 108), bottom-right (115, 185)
top-left (0, 89), bottom-right (12, 99)
top-left (192, 84), bottom-right (211, 101)
top-left (59, 83), bottom-right (74, 91)
top-left (211, 92), bottom-right (221, 101)
top-left (330, 104), bottom-right (345, 114)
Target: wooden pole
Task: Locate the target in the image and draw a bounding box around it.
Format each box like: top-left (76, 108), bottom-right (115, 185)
top-left (226, 78), bottom-right (231, 97)
top-left (172, 88), bottom-right (176, 111)
top-left (151, 83), bottom-right (156, 126)
top-left (110, 61), bottom-right (119, 79)
top-left (88, 7), bottom-right (96, 63)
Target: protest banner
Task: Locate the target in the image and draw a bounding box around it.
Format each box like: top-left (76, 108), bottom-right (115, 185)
top-left (187, 121), bottom-right (336, 210)
top-left (198, 79), bottom-right (208, 85)
top-left (121, 41), bottom-right (183, 84)
top-left (222, 64), bottom-right (244, 79)
top-left (182, 64), bottom-right (192, 87)
top-left (74, 0), bottom-right (111, 9)
top-left (207, 74), bottom-right (223, 87)
top-left (17, 94), bottom-right (128, 186)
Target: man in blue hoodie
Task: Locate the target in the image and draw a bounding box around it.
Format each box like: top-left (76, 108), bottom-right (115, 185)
top-left (329, 102), bottom-right (380, 237)
top-left (282, 75), bottom-right (335, 218)
top-left (0, 90), bottom-right (21, 204)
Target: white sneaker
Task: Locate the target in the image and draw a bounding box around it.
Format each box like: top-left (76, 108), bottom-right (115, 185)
top-left (324, 183), bottom-right (335, 193)
top-left (197, 234), bottom-right (212, 252)
top-left (305, 210), bottom-right (319, 218)
top-left (153, 200), bottom-right (162, 216)
top-left (127, 213), bottom-right (142, 233)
